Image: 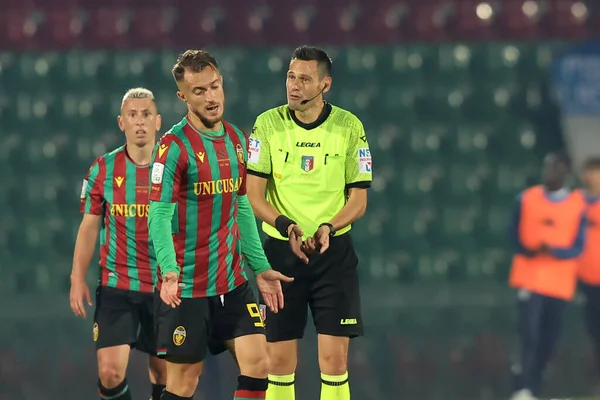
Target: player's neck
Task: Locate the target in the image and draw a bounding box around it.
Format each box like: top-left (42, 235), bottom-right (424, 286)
top-left (187, 112), bottom-right (222, 132)
top-left (588, 188), bottom-right (600, 197)
top-left (295, 101), bottom-right (325, 125)
top-left (125, 143), bottom-right (154, 166)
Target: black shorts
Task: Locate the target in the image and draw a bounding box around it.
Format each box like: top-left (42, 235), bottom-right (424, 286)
top-left (154, 281), bottom-right (265, 364)
top-left (93, 286), bottom-right (157, 355)
top-left (261, 233), bottom-right (363, 342)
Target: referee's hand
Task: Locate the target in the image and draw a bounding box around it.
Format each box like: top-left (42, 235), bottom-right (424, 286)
top-left (161, 272), bottom-right (182, 308)
top-left (288, 224), bottom-right (309, 264)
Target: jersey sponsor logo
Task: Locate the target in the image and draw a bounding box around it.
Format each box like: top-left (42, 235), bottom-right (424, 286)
top-left (80, 179), bottom-right (88, 199)
top-left (196, 151), bottom-right (205, 163)
top-left (296, 141), bottom-right (321, 147)
top-left (157, 143), bottom-right (168, 159)
top-left (358, 148), bottom-right (372, 173)
top-left (236, 143), bottom-right (245, 166)
top-left (173, 326), bottom-right (187, 346)
top-left (248, 138), bottom-right (260, 164)
top-left (301, 155), bottom-right (314, 172)
top-left (193, 177), bottom-right (244, 196)
top-left (110, 203), bottom-right (150, 218)
top-left (151, 162), bottom-right (164, 184)
top-left (93, 323), bottom-right (99, 342)
top-left (114, 176), bottom-right (124, 188)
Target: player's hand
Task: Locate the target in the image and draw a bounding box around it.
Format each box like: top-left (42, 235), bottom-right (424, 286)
top-left (256, 269), bottom-right (294, 314)
top-left (288, 224), bottom-right (309, 264)
top-left (161, 272), bottom-right (181, 308)
top-left (312, 225), bottom-right (331, 254)
top-left (301, 237), bottom-right (318, 255)
top-left (70, 278), bottom-right (92, 319)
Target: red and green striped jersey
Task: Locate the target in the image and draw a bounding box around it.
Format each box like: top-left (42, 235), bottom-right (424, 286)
top-left (80, 145), bottom-right (157, 293)
top-left (149, 117), bottom-right (249, 298)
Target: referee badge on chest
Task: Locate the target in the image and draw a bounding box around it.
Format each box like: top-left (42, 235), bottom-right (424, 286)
top-left (301, 155), bottom-right (314, 172)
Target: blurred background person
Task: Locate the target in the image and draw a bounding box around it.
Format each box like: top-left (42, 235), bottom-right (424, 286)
top-left (578, 156), bottom-right (600, 391)
top-left (508, 152), bottom-right (586, 400)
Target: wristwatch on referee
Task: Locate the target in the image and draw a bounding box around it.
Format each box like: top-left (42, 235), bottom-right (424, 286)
top-left (319, 223), bottom-right (336, 237)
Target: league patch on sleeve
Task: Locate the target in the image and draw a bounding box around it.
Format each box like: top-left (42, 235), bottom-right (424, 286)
top-left (357, 148), bottom-right (372, 173)
top-left (80, 179), bottom-right (88, 199)
top-left (151, 162), bottom-right (165, 184)
top-left (248, 138), bottom-right (261, 164)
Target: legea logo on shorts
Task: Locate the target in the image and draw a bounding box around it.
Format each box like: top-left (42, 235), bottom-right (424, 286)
top-left (173, 326), bottom-right (187, 346)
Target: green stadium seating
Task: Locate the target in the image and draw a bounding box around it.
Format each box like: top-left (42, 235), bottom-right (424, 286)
top-left (0, 42), bottom-right (564, 292)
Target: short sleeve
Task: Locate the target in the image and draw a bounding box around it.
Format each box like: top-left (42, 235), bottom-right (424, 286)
top-left (80, 157), bottom-right (105, 215)
top-left (150, 135), bottom-right (187, 203)
top-left (246, 116), bottom-right (272, 177)
top-left (345, 119), bottom-right (372, 188)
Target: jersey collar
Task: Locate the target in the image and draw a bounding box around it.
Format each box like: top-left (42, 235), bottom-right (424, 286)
top-left (289, 101), bottom-right (332, 130)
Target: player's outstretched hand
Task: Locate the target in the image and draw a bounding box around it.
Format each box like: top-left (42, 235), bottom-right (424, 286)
top-left (161, 272), bottom-right (181, 308)
top-left (313, 225), bottom-right (331, 254)
top-left (70, 278), bottom-right (92, 319)
top-left (288, 224), bottom-right (309, 264)
top-left (256, 269), bottom-right (294, 314)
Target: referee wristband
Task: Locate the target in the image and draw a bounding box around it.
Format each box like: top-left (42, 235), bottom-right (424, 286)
top-left (275, 215), bottom-right (296, 238)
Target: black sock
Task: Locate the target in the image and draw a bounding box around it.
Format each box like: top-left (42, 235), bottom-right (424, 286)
top-left (152, 384), bottom-right (166, 400)
top-left (161, 390), bottom-right (193, 400)
top-left (234, 375), bottom-right (268, 398)
top-left (98, 378), bottom-right (132, 400)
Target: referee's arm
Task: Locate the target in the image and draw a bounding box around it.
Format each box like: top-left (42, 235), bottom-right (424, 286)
top-left (328, 120), bottom-right (372, 231)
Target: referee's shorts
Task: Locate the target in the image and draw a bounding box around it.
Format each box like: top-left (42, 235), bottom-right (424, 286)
top-left (260, 233), bottom-right (363, 342)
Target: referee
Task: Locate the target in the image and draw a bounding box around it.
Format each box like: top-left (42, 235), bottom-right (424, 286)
top-left (246, 46), bottom-right (372, 400)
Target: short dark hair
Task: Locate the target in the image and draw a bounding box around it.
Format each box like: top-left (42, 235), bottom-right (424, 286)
top-left (172, 50), bottom-right (219, 82)
top-left (291, 45), bottom-right (332, 76)
top-left (550, 149), bottom-right (571, 169)
top-left (583, 156), bottom-right (600, 170)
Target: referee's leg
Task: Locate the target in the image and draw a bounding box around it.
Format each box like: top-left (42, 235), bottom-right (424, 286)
top-left (262, 237), bottom-right (310, 400)
top-left (311, 234), bottom-right (362, 400)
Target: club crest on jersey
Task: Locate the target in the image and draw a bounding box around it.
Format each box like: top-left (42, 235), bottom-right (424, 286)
top-left (259, 304), bottom-right (267, 323)
top-left (235, 143), bottom-right (246, 166)
top-left (93, 323), bottom-right (99, 342)
top-left (173, 326), bottom-right (187, 346)
top-left (301, 155), bottom-right (314, 172)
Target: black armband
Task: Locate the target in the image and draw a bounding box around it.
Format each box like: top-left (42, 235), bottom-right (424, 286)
top-left (275, 215), bottom-right (296, 238)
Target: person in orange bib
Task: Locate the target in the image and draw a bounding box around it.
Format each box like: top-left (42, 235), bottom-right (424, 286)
top-left (508, 151), bottom-right (587, 400)
top-left (578, 157), bottom-right (600, 380)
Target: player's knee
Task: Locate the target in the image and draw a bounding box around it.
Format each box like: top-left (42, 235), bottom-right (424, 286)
top-left (149, 362), bottom-right (167, 385)
top-left (98, 363), bottom-right (126, 388)
top-left (268, 350), bottom-right (297, 375)
top-left (318, 352), bottom-right (348, 376)
top-left (241, 351), bottom-right (269, 378)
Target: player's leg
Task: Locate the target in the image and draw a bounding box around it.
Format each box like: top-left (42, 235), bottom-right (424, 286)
top-left (581, 283), bottom-right (600, 374)
top-left (260, 237), bottom-right (310, 400)
top-left (134, 292), bottom-right (167, 399)
top-left (510, 290), bottom-right (544, 400)
top-left (310, 235), bottom-right (362, 400)
top-left (209, 282), bottom-right (269, 399)
top-left (94, 287), bottom-right (140, 400)
top-left (529, 294), bottom-right (566, 398)
top-left (155, 295), bottom-right (210, 399)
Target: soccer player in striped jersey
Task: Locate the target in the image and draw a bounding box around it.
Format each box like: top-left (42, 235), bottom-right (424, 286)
top-left (69, 88), bottom-right (166, 400)
top-left (148, 50), bottom-right (292, 400)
